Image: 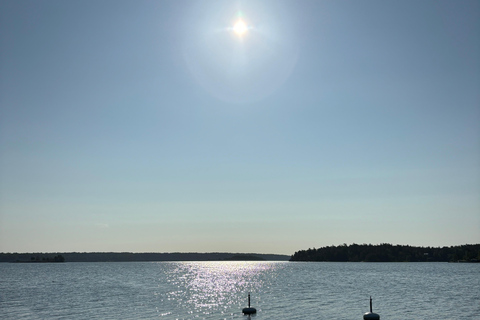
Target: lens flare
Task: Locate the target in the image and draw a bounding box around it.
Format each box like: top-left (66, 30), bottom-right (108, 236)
top-left (233, 19), bottom-right (248, 36)
top-left (183, 3), bottom-right (299, 103)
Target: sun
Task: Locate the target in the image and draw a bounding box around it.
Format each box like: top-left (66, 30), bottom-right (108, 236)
top-left (233, 19), bottom-right (248, 36)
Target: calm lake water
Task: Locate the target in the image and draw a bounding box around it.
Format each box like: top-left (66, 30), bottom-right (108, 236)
top-left (0, 261), bottom-right (478, 319)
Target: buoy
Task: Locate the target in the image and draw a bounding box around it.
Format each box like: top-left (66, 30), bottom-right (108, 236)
top-left (363, 297), bottom-right (380, 320)
top-left (242, 293), bottom-right (257, 315)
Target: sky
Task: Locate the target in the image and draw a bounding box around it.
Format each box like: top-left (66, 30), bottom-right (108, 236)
top-left (0, 0), bottom-right (479, 255)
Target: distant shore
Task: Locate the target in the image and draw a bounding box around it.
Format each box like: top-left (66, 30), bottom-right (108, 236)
top-left (3, 244), bottom-right (479, 263)
top-left (12, 260), bottom-right (65, 263)
top-left (290, 243), bottom-right (480, 262)
top-left (9, 255), bottom-right (65, 263)
top-left (0, 252), bottom-right (290, 263)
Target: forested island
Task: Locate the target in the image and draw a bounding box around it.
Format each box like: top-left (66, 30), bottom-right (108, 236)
top-left (0, 252), bottom-right (289, 263)
top-left (290, 243), bottom-right (480, 262)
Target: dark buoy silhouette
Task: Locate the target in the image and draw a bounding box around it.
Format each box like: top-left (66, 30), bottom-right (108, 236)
top-left (363, 297), bottom-right (380, 320)
top-left (242, 293), bottom-right (256, 315)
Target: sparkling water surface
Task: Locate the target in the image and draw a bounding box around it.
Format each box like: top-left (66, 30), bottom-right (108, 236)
top-left (1, 261), bottom-right (478, 319)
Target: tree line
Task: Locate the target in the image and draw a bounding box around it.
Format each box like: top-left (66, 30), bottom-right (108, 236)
top-left (0, 252), bottom-right (290, 263)
top-left (12, 255), bottom-right (65, 263)
top-left (289, 243), bottom-right (480, 262)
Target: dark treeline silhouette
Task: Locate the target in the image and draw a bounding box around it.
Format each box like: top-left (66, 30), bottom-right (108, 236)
top-left (290, 243), bottom-right (480, 262)
top-left (224, 254), bottom-right (265, 261)
top-left (13, 254), bottom-right (65, 263)
top-left (0, 252), bottom-right (290, 263)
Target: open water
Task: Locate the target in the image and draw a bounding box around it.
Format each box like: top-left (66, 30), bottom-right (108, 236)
top-left (0, 261), bottom-right (478, 319)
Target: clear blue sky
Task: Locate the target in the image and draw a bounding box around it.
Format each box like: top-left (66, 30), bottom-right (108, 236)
top-left (1, 0), bottom-right (479, 254)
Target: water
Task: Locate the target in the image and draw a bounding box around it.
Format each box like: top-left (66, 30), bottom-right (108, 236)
top-left (0, 261), bottom-right (478, 319)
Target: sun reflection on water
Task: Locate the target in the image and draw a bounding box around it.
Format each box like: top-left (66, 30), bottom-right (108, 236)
top-left (162, 261), bottom-right (282, 318)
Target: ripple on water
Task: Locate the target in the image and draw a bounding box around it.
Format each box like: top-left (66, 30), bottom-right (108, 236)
top-left (1, 261), bottom-right (479, 319)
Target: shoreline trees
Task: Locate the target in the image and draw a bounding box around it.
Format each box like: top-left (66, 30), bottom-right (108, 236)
top-left (290, 243), bottom-right (480, 262)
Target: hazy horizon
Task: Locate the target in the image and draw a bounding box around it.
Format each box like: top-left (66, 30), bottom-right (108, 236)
top-left (1, 0), bottom-right (479, 254)
top-left (1, 242), bottom-right (479, 256)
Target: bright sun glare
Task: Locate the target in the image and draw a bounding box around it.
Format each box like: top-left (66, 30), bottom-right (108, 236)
top-left (233, 20), bottom-right (248, 36)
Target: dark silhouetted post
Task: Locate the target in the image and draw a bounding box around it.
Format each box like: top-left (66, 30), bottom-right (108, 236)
top-left (242, 292), bottom-right (256, 314)
top-left (364, 296), bottom-right (380, 320)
